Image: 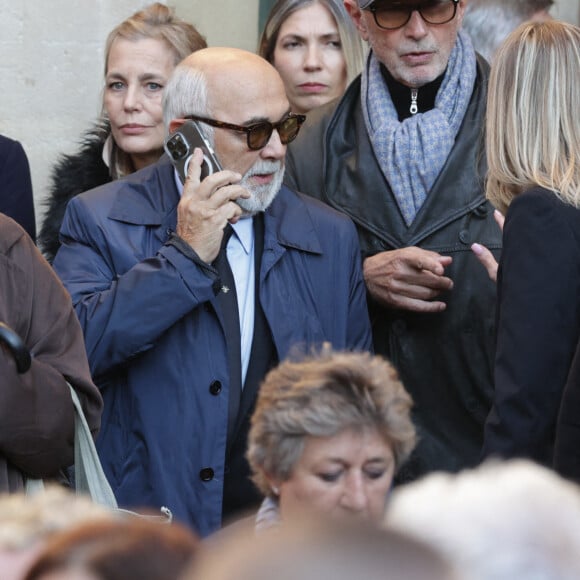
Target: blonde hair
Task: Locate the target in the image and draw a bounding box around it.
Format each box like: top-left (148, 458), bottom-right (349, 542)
top-left (103, 3), bottom-right (206, 74)
top-left (485, 21), bottom-right (580, 214)
top-left (247, 347), bottom-right (416, 497)
top-left (103, 3), bottom-right (207, 178)
top-left (0, 485), bottom-right (112, 551)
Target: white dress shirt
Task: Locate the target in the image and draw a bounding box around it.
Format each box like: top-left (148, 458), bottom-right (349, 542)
top-left (175, 170), bottom-right (255, 385)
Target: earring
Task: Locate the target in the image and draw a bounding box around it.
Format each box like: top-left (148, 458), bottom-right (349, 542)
top-left (271, 485), bottom-right (280, 496)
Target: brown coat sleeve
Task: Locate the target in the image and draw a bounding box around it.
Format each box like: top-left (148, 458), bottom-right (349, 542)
top-left (0, 215), bottom-right (102, 489)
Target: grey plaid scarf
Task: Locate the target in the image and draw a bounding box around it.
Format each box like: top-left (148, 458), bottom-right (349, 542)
top-left (361, 30), bottom-right (477, 226)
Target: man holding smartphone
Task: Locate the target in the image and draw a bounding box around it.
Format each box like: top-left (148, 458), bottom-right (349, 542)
top-left (53, 47), bottom-right (373, 537)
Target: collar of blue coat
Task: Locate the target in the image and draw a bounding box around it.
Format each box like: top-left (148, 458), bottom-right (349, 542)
top-left (106, 154), bottom-right (323, 256)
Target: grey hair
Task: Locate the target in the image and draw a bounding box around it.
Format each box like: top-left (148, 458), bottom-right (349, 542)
top-left (163, 63), bottom-right (214, 145)
top-left (0, 484), bottom-right (113, 551)
top-left (258, 0), bottom-right (365, 86)
top-left (462, 0), bottom-right (554, 62)
top-left (247, 347), bottom-right (416, 497)
top-left (386, 460), bottom-right (580, 580)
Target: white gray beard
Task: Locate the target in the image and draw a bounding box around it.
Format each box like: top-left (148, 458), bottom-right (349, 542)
top-left (237, 160), bottom-right (285, 214)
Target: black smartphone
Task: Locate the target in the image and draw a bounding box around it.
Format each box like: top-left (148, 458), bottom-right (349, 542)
top-left (164, 120), bottom-right (222, 184)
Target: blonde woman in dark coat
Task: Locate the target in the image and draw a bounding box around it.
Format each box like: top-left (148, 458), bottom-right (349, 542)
top-left (482, 21), bottom-right (580, 465)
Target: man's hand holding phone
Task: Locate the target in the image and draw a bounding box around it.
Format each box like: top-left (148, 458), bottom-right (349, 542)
top-left (176, 147), bottom-right (250, 263)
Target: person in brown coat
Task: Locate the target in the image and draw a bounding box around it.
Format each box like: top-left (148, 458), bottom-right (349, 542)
top-left (0, 213), bottom-right (102, 492)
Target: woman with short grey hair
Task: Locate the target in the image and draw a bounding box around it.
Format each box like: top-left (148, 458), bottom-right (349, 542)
top-left (247, 347), bottom-right (416, 531)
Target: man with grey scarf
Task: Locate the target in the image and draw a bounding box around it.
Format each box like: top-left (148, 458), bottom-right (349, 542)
top-left (284, 0), bottom-right (501, 482)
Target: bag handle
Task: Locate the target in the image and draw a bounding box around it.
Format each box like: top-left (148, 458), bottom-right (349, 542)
top-left (28, 384), bottom-right (172, 522)
top-left (68, 383), bottom-right (119, 509)
top-left (0, 316), bottom-right (174, 523)
top-left (0, 322), bottom-right (31, 373)
top-left (70, 385), bottom-right (172, 522)
top-left (26, 384), bottom-right (119, 510)
top-left (2, 319), bottom-right (115, 506)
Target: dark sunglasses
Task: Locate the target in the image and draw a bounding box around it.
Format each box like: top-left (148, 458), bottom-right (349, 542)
top-left (368, 0), bottom-right (459, 31)
top-left (182, 113), bottom-right (306, 151)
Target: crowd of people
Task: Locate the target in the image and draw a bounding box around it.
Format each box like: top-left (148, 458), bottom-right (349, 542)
top-left (1, 0), bottom-right (579, 578)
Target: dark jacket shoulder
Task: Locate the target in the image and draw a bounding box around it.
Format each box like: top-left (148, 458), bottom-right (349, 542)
top-left (555, 339), bottom-right (580, 481)
top-left (0, 135), bottom-right (36, 241)
top-left (38, 121), bottom-right (112, 263)
top-left (511, 185), bottom-right (579, 210)
top-left (71, 156), bottom-right (179, 222)
top-left (0, 213), bottom-right (27, 256)
top-left (506, 186), bottom-right (580, 240)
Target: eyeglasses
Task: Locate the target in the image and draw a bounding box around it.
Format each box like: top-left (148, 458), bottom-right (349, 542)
top-left (368, 0), bottom-right (459, 31)
top-left (182, 113), bottom-right (306, 151)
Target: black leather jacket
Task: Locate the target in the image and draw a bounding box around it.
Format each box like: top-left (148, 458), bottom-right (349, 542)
top-left (285, 57), bottom-right (501, 480)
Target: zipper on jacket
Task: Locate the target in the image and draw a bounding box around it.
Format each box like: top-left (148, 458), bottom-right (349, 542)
top-left (410, 89), bottom-right (418, 115)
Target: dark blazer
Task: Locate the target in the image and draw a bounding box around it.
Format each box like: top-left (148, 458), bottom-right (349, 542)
top-left (554, 339), bottom-right (580, 481)
top-left (0, 135), bottom-right (36, 241)
top-left (483, 187), bottom-right (580, 465)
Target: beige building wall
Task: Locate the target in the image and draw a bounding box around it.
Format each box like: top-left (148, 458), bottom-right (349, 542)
top-left (0, 0), bottom-right (577, 225)
top-left (0, 0), bottom-right (259, 224)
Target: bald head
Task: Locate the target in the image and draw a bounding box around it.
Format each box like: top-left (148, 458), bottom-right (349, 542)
top-left (163, 45), bottom-right (292, 214)
top-left (182, 46), bottom-right (280, 80)
top-left (164, 47), bottom-right (289, 127)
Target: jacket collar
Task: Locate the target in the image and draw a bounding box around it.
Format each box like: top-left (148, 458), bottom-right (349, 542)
top-left (107, 156), bottom-right (179, 226)
top-left (264, 185), bottom-right (322, 255)
top-left (106, 159), bottom-right (322, 255)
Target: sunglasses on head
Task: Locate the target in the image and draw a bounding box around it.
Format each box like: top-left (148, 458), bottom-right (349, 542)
top-left (182, 113), bottom-right (306, 151)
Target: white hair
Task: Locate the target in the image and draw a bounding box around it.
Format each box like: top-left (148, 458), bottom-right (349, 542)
top-left (385, 460), bottom-right (580, 580)
top-left (162, 63), bottom-right (214, 145)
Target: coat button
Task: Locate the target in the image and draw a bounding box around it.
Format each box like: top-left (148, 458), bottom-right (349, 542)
top-left (459, 229), bottom-right (471, 244)
top-left (199, 468), bottom-right (214, 482)
top-left (472, 204), bottom-right (489, 218)
top-left (209, 380), bottom-right (222, 395)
